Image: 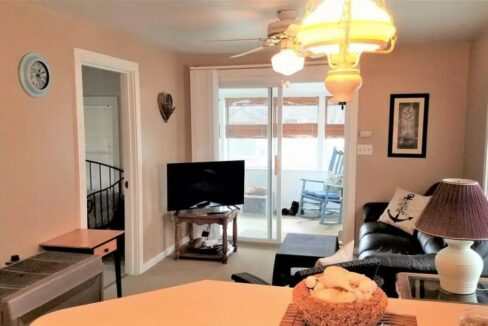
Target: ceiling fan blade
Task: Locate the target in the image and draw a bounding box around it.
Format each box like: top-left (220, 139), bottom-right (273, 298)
top-left (230, 45), bottom-right (272, 59)
top-left (204, 38), bottom-right (265, 43)
top-left (284, 23), bottom-right (301, 37)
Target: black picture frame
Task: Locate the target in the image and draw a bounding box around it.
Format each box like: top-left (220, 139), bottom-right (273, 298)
top-left (388, 93), bottom-right (429, 158)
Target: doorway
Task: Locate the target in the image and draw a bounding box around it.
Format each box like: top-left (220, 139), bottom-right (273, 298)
top-left (83, 67), bottom-right (124, 231)
top-left (74, 49), bottom-right (143, 275)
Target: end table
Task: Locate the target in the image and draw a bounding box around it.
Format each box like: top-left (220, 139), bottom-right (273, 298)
top-left (396, 272), bottom-right (488, 305)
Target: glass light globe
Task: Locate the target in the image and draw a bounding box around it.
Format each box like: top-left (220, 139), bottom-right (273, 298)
top-left (272, 49), bottom-right (305, 76)
top-left (325, 68), bottom-right (362, 103)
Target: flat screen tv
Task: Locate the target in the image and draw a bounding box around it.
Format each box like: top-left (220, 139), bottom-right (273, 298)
top-left (167, 160), bottom-right (245, 211)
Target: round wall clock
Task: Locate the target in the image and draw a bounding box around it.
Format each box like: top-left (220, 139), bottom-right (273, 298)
top-left (19, 52), bottom-right (51, 97)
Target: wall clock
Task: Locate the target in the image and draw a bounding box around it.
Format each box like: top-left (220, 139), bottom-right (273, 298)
top-left (19, 52), bottom-right (51, 97)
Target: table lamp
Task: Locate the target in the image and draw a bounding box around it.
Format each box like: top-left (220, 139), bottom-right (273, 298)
top-left (415, 178), bottom-right (488, 294)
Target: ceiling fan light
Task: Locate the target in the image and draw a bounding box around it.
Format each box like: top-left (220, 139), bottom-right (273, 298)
top-left (272, 49), bottom-right (305, 76)
top-left (325, 68), bottom-right (362, 103)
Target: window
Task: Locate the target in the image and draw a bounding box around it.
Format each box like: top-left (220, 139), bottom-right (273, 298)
top-left (220, 90), bottom-right (345, 171)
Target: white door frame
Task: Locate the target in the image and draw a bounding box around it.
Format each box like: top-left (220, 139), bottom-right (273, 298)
top-left (342, 93), bottom-right (359, 244)
top-left (74, 48), bottom-right (144, 275)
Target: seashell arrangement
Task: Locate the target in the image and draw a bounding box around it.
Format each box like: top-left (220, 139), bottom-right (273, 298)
top-left (292, 266), bottom-right (388, 326)
top-left (304, 266), bottom-right (378, 304)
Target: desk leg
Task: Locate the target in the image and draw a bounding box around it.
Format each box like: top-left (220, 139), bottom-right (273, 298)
top-left (232, 215), bottom-right (238, 252)
top-left (114, 238), bottom-right (122, 298)
top-left (175, 220), bottom-right (181, 260)
top-left (222, 220), bottom-right (228, 264)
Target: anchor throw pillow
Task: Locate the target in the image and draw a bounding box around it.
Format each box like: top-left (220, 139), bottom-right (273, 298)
top-left (378, 188), bottom-right (431, 235)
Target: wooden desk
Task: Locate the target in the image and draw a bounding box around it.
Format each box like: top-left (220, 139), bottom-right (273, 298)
top-left (31, 280), bottom-right (488, 326)
top-left (174, 210), bottom-right (238, 263)
top-left (40, 229), bottom-right (124, 298)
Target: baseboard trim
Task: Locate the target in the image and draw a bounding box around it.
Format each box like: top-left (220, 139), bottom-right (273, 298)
top-left (140, 236), bottom-right (190, 274)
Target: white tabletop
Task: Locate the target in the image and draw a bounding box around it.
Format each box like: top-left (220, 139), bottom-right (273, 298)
top-left (32, 280), bottom-right (488, 326)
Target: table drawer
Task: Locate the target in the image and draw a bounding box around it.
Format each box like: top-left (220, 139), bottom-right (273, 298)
top-left (93, 239), bottom-right (117, 257)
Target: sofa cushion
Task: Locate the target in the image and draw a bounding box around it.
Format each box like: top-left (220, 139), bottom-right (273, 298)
top-left (378, 188), bottom-right (430, 235)
top-left (358, 233), bottom-right (423, 260)
top-left (373, 253), bottom-right (438, 297)
top-left (472, 241), bottom-right (488, 276)
top-left (359, 221), bottom-right (412, 239)
top-left (416, 231), bottom-right (444, 254)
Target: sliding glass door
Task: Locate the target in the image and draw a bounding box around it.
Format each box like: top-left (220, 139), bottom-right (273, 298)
top-left (279, 83), bottom-right (345, 238)
top-left (219, 83), bottom-right (345, 242)
top-left (219, 88), bottom-right (276, 240)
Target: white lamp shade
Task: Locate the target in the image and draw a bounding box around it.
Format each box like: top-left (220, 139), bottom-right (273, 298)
top-left (272, 49), bottom-right (305, 76)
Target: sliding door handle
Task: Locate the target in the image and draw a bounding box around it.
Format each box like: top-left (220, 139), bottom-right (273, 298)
top-left (274, 155), bottom-right (280, 176)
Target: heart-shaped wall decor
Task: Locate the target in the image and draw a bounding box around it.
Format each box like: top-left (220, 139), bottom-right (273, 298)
top-left (158, 92), bottom-right (176, 123)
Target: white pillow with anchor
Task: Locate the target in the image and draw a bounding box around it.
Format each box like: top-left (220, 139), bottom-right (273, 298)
top-left (378, 188), bottom-right (431, 235)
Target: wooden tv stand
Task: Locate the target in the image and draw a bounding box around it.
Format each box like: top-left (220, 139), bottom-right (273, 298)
top-left (174, 209), bottom-right (238, 264)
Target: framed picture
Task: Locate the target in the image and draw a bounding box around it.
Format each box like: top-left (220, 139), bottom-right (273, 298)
top-left (388, 93), bottom-right (429, 158)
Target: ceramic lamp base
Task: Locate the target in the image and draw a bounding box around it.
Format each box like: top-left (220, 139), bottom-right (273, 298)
top-left (435, 239), bottom-right (483, 294)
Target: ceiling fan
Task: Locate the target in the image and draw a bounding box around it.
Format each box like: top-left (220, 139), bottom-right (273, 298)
top-left (206, 9), bottom-right (302, 59)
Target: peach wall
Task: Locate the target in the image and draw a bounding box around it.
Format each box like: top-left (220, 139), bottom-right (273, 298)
top-left (0, 2), bottom-right (187, 265)
top-left (182, 43), bottom-right (471, 239)
top-left (356, 43), bottom-right (470, 237)
top-left (464, 29), bottom-right (488, 184)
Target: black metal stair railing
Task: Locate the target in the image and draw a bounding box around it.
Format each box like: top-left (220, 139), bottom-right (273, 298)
top-left (86, 160), bottom-right (124, 229)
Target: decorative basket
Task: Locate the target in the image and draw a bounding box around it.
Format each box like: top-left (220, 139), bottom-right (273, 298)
top-left (292, 275), bottom-right (388, 326)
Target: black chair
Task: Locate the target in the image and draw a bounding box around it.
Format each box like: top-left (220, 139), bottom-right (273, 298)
top-left (231, 258), bottom-right (383, 288)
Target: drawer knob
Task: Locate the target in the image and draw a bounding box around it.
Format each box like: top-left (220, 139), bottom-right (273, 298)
top-left (104, 248), bottom-right (109, 253)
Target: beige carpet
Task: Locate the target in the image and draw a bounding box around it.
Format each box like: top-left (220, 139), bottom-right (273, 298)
top-left (103, 242), bottom-right (279, 300)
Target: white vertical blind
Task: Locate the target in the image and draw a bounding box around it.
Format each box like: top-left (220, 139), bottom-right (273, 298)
top-left (190, 69), bottom-right (219, 161)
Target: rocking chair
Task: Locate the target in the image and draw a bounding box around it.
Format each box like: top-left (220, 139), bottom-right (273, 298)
top-left (299, 147), bottom-right (344, 225)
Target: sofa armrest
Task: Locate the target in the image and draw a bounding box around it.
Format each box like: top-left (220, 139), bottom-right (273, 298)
top-left (231, 272), bottom-right (270, 285)
top-left (362, 202), bottom-right (388, 222)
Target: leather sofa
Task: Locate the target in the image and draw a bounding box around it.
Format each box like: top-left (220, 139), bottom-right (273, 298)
top-left (232, 257), bottom-right (383, 288)
top-left (358, 183), bottom-right (488, 297)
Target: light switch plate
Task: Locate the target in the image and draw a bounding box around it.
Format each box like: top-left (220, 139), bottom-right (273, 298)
top-left (357, 144), bottom-right (373, 155)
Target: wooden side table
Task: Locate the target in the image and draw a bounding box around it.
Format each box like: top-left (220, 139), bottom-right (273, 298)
top-left (174, 210), bottom-right (238, 264)
top-left (40, 229), bottom-right (125, 298)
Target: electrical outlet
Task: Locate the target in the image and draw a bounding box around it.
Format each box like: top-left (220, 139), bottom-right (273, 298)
top-left (357, 144), bottom-right (373, 155)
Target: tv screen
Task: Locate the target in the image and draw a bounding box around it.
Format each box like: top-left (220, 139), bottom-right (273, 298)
top-left (167, 160), bottom-right (245, 211)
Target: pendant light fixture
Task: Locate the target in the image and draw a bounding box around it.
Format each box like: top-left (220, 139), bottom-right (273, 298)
top-left (297, 0), bottom-right (397, 103)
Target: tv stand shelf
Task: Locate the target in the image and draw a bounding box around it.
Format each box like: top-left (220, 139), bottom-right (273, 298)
top-left (178, 243), bottom-right (236, 262)
top-left (174, 210), bottom-right (238, 264)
